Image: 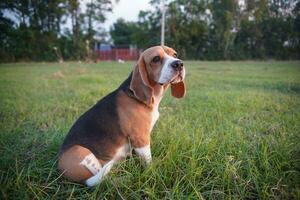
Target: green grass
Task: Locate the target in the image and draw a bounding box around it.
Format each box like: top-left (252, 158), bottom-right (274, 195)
top-left (0, 61), bottom-right (300, 199)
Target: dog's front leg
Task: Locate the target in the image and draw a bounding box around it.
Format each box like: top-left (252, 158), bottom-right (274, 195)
top-left (134, 144), bottom-right (152, 165)
top-left (130, 134), bottom-right (152, 165)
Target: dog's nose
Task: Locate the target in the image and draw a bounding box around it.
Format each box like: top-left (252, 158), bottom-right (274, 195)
top-left (171, 60), bottom-right (183, 71)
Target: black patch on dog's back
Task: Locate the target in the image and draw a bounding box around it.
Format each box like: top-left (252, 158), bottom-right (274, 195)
top-left (60, 73), bottom-right (133, 161)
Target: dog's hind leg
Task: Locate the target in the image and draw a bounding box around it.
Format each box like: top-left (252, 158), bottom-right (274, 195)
top-left (85, 160), bottom-right (115, 187)
top-left (58, 145), bottom-right (115, 187)
top-left (84, 143), bottom-right (131, 186)
top-left (58, 145), bottom-right (101, 183)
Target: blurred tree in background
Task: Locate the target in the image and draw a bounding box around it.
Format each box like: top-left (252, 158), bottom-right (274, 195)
top-left (0, 0), bottom-right (299, 61)
top-left (0, 0), bottom-right (112, 61)
top-left (111, 0), bottom-right (300, 60)
top-left (110, 18), bottom-right (139, 45)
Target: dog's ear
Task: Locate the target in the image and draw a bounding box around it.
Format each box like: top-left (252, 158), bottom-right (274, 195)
top-left (130, 54), bottom-right (154, 106)
top-left (171, 81), bottom-right (186, 98)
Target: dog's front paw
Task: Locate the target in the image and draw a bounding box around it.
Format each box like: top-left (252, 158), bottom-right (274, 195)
top-left (134, 144), bottom-right (152, 166)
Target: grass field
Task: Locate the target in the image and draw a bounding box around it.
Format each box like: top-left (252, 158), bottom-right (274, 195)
top-left (0, 61), bottom-right (300, 199)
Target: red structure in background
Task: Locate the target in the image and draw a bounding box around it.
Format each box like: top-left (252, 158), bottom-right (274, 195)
top-left (95, 48), bottom-right (139, 61)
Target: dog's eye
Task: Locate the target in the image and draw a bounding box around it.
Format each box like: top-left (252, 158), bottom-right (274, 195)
top-left (152, 56), bottom-right (161, 63)
top-left (173, 53), bottom-right (178, 58)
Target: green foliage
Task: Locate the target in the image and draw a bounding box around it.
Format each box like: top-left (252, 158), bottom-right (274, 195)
top-left (0, 0), bottom-right (112, 62)
top-left (109, 0), bottom-right (299, 60)
top-left (85, 0), bottom-right (112, 41)
top-left (0, 61), bottom-right (300, 199)
top-left (110, 19), bottom-right (139, 46)
top-left (0, 0), bottom-right (299, 61)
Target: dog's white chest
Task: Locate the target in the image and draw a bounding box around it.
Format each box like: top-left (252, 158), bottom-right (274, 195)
top-left (150, 106), bottom-right (159, 131)
top-left (113, 143), bottom-right (131, 161)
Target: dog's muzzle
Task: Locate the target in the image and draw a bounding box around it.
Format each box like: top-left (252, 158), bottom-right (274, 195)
top-left (170, 60), bottom-right (184, 72)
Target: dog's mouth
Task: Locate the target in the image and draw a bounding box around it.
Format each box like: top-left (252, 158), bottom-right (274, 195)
top-left (170, 70), bottom-right (184, 84)
top-left (158, 66), bottom-right (185, 86)
top-left (158, 72), bottom-right (183, 85)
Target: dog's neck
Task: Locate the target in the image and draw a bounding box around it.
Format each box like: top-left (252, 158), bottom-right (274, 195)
top-left (124, 72), bottom-right (170, 109)
top-left (151, 84), bottom-right (169, 109)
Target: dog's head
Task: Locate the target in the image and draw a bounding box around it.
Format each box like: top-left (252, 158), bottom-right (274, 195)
top-left (130, 46), bottom-right (186, 106)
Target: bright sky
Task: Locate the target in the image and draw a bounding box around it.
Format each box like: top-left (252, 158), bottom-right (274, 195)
top-left (102, 0), bottom-right (152, 30)
top-left (4, 0), bottom-right (152, 32)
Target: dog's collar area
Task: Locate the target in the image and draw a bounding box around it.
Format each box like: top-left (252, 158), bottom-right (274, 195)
top-left (125, 88), bottom-right (148, 106)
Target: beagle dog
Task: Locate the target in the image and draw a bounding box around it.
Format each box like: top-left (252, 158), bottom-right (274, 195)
top-left (58, 46), bottom-right (186, 187)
